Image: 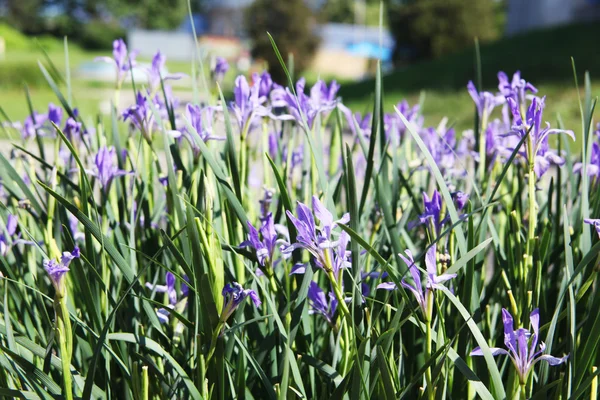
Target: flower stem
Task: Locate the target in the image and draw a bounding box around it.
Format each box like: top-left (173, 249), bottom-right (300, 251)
top-left (519, 382), bottom-right (527, 400)
top-left (56, 296), bottom-right (73, 400)
top-left (424, 290), bottom-right (435, 400)
top-left (206, 321), bottom-right (223, 364)
top-left (525, 142), bottom-right (537, 300)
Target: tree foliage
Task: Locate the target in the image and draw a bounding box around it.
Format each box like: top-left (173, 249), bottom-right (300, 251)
top-left (246, 0), bottom-right (320, 83)
top-left (388, 0), bottom-right (498, 62)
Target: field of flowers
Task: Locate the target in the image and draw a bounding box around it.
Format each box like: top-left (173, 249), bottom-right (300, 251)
top-left (0, 37), bottom-right (599, 399)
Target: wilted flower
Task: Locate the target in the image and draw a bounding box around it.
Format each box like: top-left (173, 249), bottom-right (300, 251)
top-left (44, 247), bottom-right (80, 297)
top-left (281, 196), bottom-right (350, 272)
top-left (471, 308), bottom-right (568, 384)
top-left (146, 272), bottom-right (190, 323)
top-left (240, 214), bottom-right (277, 267)
top-left (584, 218), bottom-right (600, 238)
top-left (220, 282), bottom-right (261, 322)
top-left (87, 146), bottom-right (130, 192)
top-left (308, 281), bottom-right (338, 324)
top-left (95, 39), bottom-right (137, 85)
top-left (378, 244), bottom-right (455, 317)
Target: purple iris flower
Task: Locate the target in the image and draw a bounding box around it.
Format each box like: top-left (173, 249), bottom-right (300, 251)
top-left (584, 218), bottom-right (600, 238)
top-left (44, 247), bottom-right (80, 297)
top-left (253, 71), bottom-right (274, 99)
top-left (240, 214), bottom-right (277, 267)
top-left (283, 78), bottom-right (339, 128)
top-left (281, 196), bottom-right (350, 272)
top-left (471, 308), bottom-right (568, 384)
top-left (47, 103), bottom-right (63, 126)
top-left (63, 117), bottom-right (82, 140)
top-left (231, 75), bottom-right (269, 133)
top-left (146, 51), bottom-right (183, 93)
top-left (122, 91), bottom-right (153, 136)
top-left (505, 95), bottom-right (575, 177)
top-left (574, 142), bottom-right (600, 178)
top-left (212, 57), bottom-right (229, 82)
top-left (87, 146), bottom-right (130, 192)
top-left (68, 214), bottom-right (85, 242)
top-left (95, 39), bottom-right (138, 85)
top-left (221, 282), bottom-right (261, 322)
top-left (307, 281), bottom-right (338, 324)
top-left (467, 81), bottom-right (504, 119)
top-left (259, 188), bottom-right (275, 221)
top-left (498, 71), bottom-right (538, 106)
top-left (146, 272), bottom-right (190, 323)
top-left (0, 214), bottom-right (18, 256)
top-left (19, 112), bottom-right (45, 139)
top-left (384, 101), bottom-right (423, 146)
top-left (377, 244), bottom-right (455, 316)
top-left (409, 190), bottom-right (468, 236)
top-left (182, 104), bottom-right (223, 158)
top-left (343, 108), bottom-right (371, 139)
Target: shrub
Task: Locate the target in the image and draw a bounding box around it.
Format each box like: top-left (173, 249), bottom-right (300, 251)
top-left (388, 0), bottom-right (498, 62)
top-left (79, 20), bottom-right (127, 50)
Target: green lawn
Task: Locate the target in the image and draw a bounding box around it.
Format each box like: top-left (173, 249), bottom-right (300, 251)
top-left (340, 22), bottom-right (600, 134)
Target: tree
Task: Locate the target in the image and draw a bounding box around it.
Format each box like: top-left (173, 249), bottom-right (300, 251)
top-left (246, 0), bottom-right (320, 84)
top-left (3, 0), bottom-right (45, 34)
top-left (387, 0), bottom-right (498, 62)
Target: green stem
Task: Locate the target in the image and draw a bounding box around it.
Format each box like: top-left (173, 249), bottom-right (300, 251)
top-left (424, 290), bottom-right (435, 400)
top-left (206, 321), bottom-right (223, 364)
top-left (141, 366), bottom-right (149, 400)
top-left (477, 112), bottom-right (489, 185)
top-left (519, 382), bottom-right (527, 400)
top-left (525, 136), bottom-right (537, 301)
top-left (56, 296), bottom-right (73, 400)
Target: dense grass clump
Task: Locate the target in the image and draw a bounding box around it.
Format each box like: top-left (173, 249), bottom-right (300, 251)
top-left (0, 37), bottom-right (599, 400)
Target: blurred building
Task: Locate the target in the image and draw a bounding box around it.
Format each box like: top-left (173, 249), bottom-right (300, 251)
top-left (313, 23), bottom-right (394, 79)
top-left (128, 0), bottom-right (392, 78)
top-left (506, 0), bottom-right (600, 35)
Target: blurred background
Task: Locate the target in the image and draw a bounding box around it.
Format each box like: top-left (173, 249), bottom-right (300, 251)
top-left (0, 0), bottom-right (598, 130)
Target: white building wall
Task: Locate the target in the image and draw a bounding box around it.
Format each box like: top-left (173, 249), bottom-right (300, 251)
top-left (128, 30), bottom-right (196, 61)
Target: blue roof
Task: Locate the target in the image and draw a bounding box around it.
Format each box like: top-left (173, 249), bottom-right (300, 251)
top-left (318, 23), bottom-right (394, 52)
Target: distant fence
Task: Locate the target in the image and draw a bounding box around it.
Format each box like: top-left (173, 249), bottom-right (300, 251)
top-left (128, 30), bottom-right (196, 61)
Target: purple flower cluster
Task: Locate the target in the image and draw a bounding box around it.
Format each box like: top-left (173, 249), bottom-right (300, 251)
top-left (466, 71), bottom-right (575, 177)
